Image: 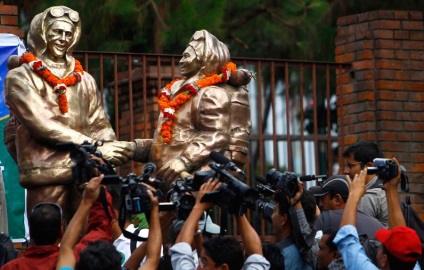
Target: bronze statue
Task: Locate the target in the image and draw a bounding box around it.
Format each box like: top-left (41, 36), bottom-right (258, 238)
top-left (3, 6), bottom-right (150, 219)
top-left (149, 30), bottom-right (252, 188)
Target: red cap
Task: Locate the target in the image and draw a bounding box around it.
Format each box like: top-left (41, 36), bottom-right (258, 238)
top-left (375, 226), bottom-right (422, 262)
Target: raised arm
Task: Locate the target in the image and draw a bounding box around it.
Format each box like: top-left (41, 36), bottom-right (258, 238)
top-left (56, 174), bottom-right (104, 269)
top-left (176, 179), bottom-right (221, 245)
top-left (122, 188), bottom-right (161, 270)
top-left (340, 169), bottom-right (367, 228)
top-left (383, 157), bottom-right (406, 229)
top-left (235, 215), bottom-right (263, 256)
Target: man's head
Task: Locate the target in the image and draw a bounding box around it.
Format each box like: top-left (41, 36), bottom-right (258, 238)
top-left (200, 236), bottom-right (244, 270)
top-left (309, 176), bottom-right (349, 211)
top-left (29, 202), bottom-right (62, 245)
top-left (316, 229), bottom-right (341, 270)
top-left (272, 189), bottom-right (316, 239)
top-left (342, 141), bottom-right (384, 180)
top-left (27, 6), bottom-right (81, 62)
top-left (375, 226), bottom-right (422, 270)
top-left (76, 240), bottom-right (122, 270)
top-left (183, 30), bottom-right (230, 78)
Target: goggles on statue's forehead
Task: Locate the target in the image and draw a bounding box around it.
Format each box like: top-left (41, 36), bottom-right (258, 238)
top-left (49, 7), bottom-right (79, 23)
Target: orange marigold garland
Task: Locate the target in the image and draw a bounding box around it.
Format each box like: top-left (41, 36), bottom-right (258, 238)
top-left (19, 52), bottom-right (84, 114)
top-left (158, 62), bottom-right (237, 143)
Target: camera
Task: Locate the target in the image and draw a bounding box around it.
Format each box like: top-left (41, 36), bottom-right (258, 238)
top-left (189, 153), bottom-right (259, 215)
top-left (256, 200), bottom-right (275, 222)
top-left (367, 158), bottom-right (399, 181)
top-left (166, 178), bottom-right (196, 220)
top-left (57, 140), bottom-right (120, 186)
top-left (265, 169), bottom-right (299, 198)
top-left (121, 173), bottom-right (162, 214)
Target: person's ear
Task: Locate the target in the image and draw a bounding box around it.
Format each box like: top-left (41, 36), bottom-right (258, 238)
top-left (220, 263), bottom-right (230, 270)
top-left (378, 252), bottom-right (388, 268)
top-left (334, 194), bottom-right (343, 205)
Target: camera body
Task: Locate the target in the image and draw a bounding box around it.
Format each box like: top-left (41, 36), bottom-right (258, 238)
top-left (191, 166), bottom-right (259, 215)
top-left (167, 179), bottom-right (196, 220)
top-left (121, 173), bottom-right (162, 214)
top-left (59, 140), bottom-right (119, 186)
top-left (367, 158), bottom-right (399, 182)
top-left (266, 169), bottom-right (299, 198)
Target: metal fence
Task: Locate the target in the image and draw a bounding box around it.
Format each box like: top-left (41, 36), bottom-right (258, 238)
top-left (74, 51), bottom-right (350, 240)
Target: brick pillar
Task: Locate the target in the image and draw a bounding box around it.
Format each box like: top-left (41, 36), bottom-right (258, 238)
top-left (336, 10), bottom-right (424, 217)
top-left (0, 3), bottom-right (24, 37)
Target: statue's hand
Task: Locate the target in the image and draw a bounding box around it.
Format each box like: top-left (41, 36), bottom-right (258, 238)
top-left (97, 141), bottom-right (136, 166)
top-left (156, 158), bottom-right (188, 184)
top-left (132, 139), bottom-right (153, 163)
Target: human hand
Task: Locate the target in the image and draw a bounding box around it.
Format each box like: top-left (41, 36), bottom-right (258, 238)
top-left (383, 157), bottom-right (402, 190)
top-left (195, 179), bottom-right (221, 211)
top-left (156, 158), bottom-right (188, 184)
top-left (346, 168), bottom-right (367, 200)
top-left (289, 181), bottom-right (304, 206)
top-left (82, 174), bottom-right (104, 206)
top-left (141, 183), bottom-right (159, 208)
top-left (97, 141), bottom-right (135, 166)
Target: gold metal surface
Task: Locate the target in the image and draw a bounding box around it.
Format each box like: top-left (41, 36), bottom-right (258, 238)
top-left (149, 30), bottom-right (252, 188)
top-left (3, 6), bottom-right (149, 217)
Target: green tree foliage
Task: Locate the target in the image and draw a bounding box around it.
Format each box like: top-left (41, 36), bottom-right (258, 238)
top-left (10, 0), bottom-right (424, 60)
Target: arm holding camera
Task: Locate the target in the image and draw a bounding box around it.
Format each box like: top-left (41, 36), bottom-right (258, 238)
top-left (288, 181), bottom-right (319, 267)
top-left (383, 157), bottom-right (406, 229)
top-left (124, 186), bottom-right (161, 270)
top-left (56, 174), bottom-right (104, 269)
top-left (169, 179), bottom-right (221, 269)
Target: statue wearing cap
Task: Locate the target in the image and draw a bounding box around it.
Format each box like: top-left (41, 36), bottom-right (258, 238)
top-left (149, 29), bottom-right (252, 188)
top-left (3, 6), bottom-right (151, 220)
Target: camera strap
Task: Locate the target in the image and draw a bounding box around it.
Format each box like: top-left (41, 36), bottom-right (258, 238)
top-left (118, 195), bottom-right (148, 242)
top-left (130, 227), bottom-right (142, 253)
top-left (99, 188), bottom-right (113, 220)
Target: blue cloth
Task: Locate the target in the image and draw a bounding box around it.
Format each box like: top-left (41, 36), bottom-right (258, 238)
top-left (334, 225), bottom-right (378, 270)
top-left (276, 237), bottom-right (312, 270)
top-left (334, 225), bottom-right (421, 270)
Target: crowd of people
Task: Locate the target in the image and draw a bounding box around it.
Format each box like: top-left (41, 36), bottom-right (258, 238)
top-left (0, 141), bottom-right (422, 270)
top-left (1, 4), bottom-right (423, 270)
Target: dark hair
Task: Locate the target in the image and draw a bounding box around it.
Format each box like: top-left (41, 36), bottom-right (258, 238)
top-left (322, 229), bottom-right (338, 252)
top-left (300, 190), bottom-right (317, 223)
top-left (76, 240), bottom-right (122, 270)
top-left (274, 190), bottom-right (290, 216)
top-left (29, 204), bottom-right (61, 245)
top-left (342, 141), bottom-right (384, 165)
top-left (327, 190), bottom-right (349, 204)
top-left (262, 244), bottom-right (285, 270)
top-left (202, 236), bottom-right (244, 270)
top-left (274, 189), bottom-right (316, 223)
top-left (382, 245), bottom-right (416, 270)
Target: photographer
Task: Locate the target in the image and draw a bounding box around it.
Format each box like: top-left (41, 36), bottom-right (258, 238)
top-left (342, 141), bottom-right (388, 227)
top-left (271, 185), bottom-right (316, 270)
top-left (56, 174), bottom-right (162, 270)
top-left (334, 159), bottom-right (422, 270)
top-left (169, 179), bottom-right (270, 270)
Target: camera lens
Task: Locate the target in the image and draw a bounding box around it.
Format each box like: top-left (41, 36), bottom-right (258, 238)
top-left (257, 200), bottom-right (275, 222)
top-left (265, 168), bottom-right (284, 187)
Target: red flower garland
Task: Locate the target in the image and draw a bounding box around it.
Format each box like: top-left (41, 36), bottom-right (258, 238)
top-left (19, 52), bottom-right (84, 114)
top-left (157, 62), bottom-right (237, 143)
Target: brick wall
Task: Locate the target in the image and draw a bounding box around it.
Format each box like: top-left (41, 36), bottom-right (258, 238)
top-left (336, 10), bottom-right (424, 217)
top-left (0, 4), bottom-right (24, 38)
